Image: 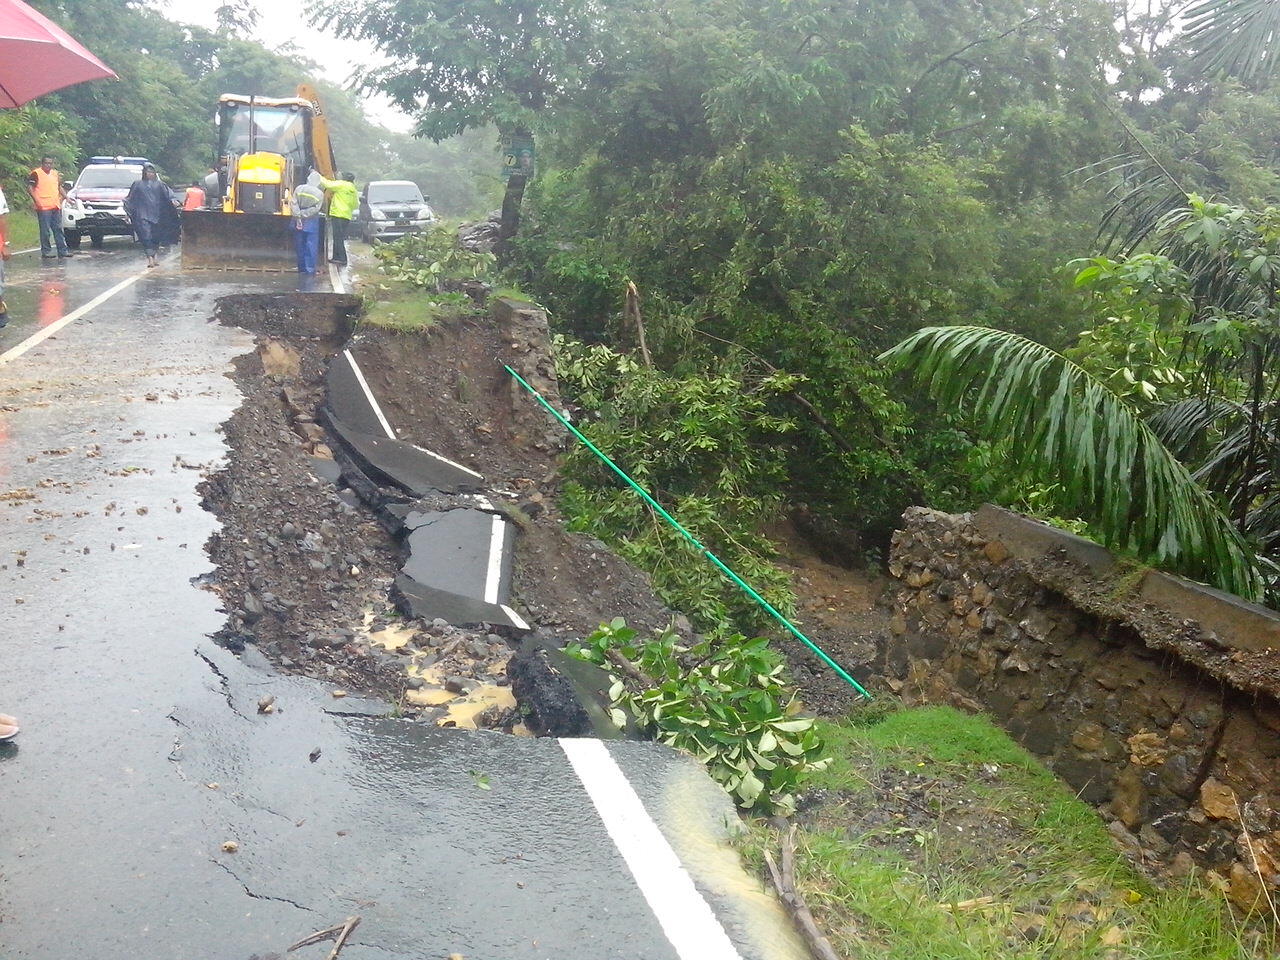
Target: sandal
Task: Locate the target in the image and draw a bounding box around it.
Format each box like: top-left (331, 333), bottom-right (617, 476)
top-left (0, 713), bottom-right (19, 741)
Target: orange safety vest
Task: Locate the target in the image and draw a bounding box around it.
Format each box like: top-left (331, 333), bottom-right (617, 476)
top-left (183, 186), bottom-right (206, 211)
top-left (29, 167), bottom-right (61, 211)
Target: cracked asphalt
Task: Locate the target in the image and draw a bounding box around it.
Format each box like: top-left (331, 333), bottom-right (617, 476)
top-left (0, 242), bottom-right (806, 960)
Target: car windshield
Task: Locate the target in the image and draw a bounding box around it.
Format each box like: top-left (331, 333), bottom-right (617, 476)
top-left (369, 183), bottom-right (423, 204)
top-left (77, 167), bottom-right (139, 189)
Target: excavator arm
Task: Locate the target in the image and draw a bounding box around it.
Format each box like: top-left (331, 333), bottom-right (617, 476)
top-left (297, 83), bottom-right (338, 180)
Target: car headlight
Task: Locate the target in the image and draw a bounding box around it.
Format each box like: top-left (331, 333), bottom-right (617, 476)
top-left (416, 207), bottom-right (434, 220)
top-left (370, 209), bottom-right (387, 220)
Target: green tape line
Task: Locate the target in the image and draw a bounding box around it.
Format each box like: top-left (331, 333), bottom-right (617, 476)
top-left (504, 364), bottom-right (871, 700)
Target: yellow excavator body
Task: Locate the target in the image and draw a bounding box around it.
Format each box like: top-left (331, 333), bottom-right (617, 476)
top-left (183, 88), bottom-right (335, 271)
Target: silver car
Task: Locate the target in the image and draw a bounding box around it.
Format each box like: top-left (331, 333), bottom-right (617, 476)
top-left (359, 180), bottom-right (436, 243)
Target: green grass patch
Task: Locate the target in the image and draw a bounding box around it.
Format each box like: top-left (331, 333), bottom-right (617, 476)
top-left (742, 704), bottom-right (1272, 959)
top-left (490, 285), bottom-right (538, 304)
top-left (362, 291), bottom-right (445, 332)
top-left (7, 210), bottom-right (38, 249)
top-left (359, 278), bottom-right (479, 333)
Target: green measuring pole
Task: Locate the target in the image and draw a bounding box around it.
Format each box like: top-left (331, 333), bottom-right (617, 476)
top-left (504, 364), bottom-right (871, 700)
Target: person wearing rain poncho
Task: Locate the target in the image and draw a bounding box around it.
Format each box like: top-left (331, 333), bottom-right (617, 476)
top-left (123, 163), bottom-right (181, 268)
top-left (292, 182), bottom-right (324, 274)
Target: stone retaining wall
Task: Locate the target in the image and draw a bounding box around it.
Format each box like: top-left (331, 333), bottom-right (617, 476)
top-left (883, 505), bottom-right (1280, 910)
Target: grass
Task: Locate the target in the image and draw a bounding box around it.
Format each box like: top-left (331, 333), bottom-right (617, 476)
top-left (6, 210), bottom-right (39, 249)
top-left (740, 704), bottom-right (1272, 960)
top-left (359, 277), bottom-right (479, 333)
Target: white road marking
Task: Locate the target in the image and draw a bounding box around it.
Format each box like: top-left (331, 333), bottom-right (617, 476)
top-left (559, 738), bottom-right (744, 960)
top-left (484, 515), bottom-right (506, 604)
top-left (12, 247), bottom-right (40, 256)
top-left (404, 438), bottom-right (484, 480)
top-left (0, 271), bottom-right (145, 366)
top-left (327, 220), bottom-right (346, 293)
top-left (500, 604), bottom-right (530, 631)
top-left (342, 348), bottom-right (397, 439)
top-left (340, 349), bottom-right (486, 480)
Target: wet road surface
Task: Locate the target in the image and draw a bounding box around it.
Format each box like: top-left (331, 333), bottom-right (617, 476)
top-left (0, 246), bottom-right (804, 959)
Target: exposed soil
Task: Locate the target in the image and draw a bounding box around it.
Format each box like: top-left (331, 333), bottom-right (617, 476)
top-left (198, 297), bottom-right (417, 692)
top-left (199, 293), bottom-right (674, 733)
top-left (349, 319), bottom-right (675, 642)
top-left (765, 521), bottom-right (890, 716)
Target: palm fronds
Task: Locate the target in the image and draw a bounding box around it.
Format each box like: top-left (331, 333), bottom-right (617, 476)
top-left (880, 326), bottom-right (1266, 600)
top-left (1185, 0), bottom-right (1280, 81)
top-left (1087, 152), bottom-right (1187, 254)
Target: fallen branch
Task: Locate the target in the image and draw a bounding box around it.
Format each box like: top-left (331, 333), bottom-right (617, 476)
top-left (288, 915), bottom-right (361, 955)
top-left (625, 281), bottom-right (653, 368)
top-left (764, 825), bottom-right (843, 960)
top-left (326, 915), bottom-right (361, 960)
top-left (604, 648), bottom-right (651, 688)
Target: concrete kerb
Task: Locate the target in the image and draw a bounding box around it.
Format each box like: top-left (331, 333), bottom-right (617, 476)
top-left (973, 502), bottom-right (1280, 656)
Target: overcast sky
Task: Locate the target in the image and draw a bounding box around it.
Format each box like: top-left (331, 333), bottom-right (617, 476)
top-left (161, 0), bottom-right (416, 131)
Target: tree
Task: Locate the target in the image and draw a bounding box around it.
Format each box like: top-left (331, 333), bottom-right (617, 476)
top-left (1185, 0), bottom-right (1280, 81)
top-left (314, 0), bottom-right (611, 247)
top-left (880, 326), bottom-right (1266, 600)
top-left (214, 1), bottom-right (260, 36)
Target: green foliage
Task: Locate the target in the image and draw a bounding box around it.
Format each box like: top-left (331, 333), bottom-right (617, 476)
top-left (4, 212), bottom-right (39, 250)
top-left (881, 325), bottom-right (1266, 599)
top-left (383, 126), bottom-right (503, 218)
top-left (374, 225), bottom-right (494, 290)
top-left (554, 336), bottom-right (797, 632)
top-left (1185, 0), bottom-right (1280, 81)
top-left (1067, 255), bottom-right (1192, 406)
top-left (316, 0), bottom-right (609, 140)
top-left (568, 619), bottom-right (829, 814)
top-left (0, 106), bottom-right (77, 204)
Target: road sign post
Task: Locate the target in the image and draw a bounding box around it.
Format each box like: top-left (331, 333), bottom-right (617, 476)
top-left (501, 134), bottom-right (536, 180)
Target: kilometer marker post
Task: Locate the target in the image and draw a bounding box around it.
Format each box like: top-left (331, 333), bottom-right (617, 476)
top-left (504, 364), bottom-right (871, 699)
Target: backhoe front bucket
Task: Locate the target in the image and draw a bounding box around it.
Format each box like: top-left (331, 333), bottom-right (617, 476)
top-left (182, 210), bottom-right (300, 272)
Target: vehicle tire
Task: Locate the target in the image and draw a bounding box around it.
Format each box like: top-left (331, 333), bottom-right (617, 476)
top-left (89, 233), bottom-right (105, 249)
top-left (64, 230), bottom-right (82, 250)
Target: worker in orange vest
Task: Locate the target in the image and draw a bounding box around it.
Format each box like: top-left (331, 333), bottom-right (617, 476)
top-left (27, 157), bottom-right (70, 260)
top-left (183, 181), bottom-right (206, 211)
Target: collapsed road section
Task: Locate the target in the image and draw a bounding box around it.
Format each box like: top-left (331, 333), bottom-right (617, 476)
top-left (200, 291), bottom-right (678, 731)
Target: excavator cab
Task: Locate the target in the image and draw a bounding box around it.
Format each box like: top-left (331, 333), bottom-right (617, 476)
top-left (184, 92), bottom-right (335, 271)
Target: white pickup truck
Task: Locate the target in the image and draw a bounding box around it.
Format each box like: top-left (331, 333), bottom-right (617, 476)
top-left (61, 156), bottom-right (150, 249)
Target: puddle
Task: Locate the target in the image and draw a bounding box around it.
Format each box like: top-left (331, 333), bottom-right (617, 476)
top-left (440, 684), bottom-right (517, 730)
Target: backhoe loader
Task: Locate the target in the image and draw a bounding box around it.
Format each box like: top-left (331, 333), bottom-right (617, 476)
top-left (183, 84), bottom-right (337, 271)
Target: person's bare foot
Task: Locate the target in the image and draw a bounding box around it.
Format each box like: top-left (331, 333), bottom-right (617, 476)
top-left (0, 713), bottom-right (19, 740)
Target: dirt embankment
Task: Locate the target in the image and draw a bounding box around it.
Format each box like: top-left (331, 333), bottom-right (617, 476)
top-left (200, 292), bottom-right (674, 732)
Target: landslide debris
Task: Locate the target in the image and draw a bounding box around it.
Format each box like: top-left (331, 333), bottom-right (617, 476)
top-left (200, 290), bottom-right (673, 733)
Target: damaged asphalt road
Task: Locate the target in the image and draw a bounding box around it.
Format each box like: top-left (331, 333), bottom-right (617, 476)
top-left (0, 253), bottom-right (806, 959)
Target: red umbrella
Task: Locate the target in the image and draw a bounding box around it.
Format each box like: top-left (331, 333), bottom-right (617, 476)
top-left (0, 0), bottom-right (116, 108)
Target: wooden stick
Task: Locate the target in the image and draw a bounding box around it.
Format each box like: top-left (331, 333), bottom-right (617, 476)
top-left (764, 826), bottom-right (844, 960)
top-left (288, 922), bottom-right (345, 951)
top-left (604, 648), bottom-right (650, 688)
top-left (326, 915), bottom-right (361, 959)
top-left (625, 281), bottom-right (653, 368)
top-left (286, 915), bottom-right (361, 954)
